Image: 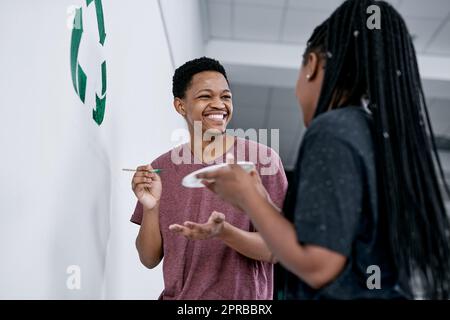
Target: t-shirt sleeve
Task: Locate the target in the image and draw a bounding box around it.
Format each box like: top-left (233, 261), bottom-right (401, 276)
top-left (130, 201), bottom-right (144, 225)
top-left (129, 160), bottom-right (158, 226)
top-left (293, 130), bottom-right (363, 257)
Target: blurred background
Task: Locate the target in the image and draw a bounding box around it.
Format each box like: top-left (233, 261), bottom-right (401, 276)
top-left (209, 0), bottom-right (450, 176)
top-left (0, 0), bottom-right (449, 299)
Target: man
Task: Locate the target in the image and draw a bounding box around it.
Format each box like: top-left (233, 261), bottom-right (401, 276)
top-left (130, 57), bottom-right (287, 299)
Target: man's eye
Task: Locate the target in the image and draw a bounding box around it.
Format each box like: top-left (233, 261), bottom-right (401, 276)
top-left (222, 95), bottom-right (232, 100)
top-left (198, 95), bottom-right (211, 99)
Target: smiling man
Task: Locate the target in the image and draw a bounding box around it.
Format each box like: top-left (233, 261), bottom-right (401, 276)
top-left (130, 57), bottom-right (288, 300)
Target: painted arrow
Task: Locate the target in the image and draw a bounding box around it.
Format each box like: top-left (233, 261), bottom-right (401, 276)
top-left (70, 7), bottom-right (87, 103)
top-left (93, 61), bottom-right (107, 125)
top-left (87, 0), bottom-right (106, 46)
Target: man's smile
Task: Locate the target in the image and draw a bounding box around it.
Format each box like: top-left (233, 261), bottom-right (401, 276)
top-left (202, 110), bottom-right (228, 123)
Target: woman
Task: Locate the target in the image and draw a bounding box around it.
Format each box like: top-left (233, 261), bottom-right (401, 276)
top-left (198, 0), bottom-right (450, 299)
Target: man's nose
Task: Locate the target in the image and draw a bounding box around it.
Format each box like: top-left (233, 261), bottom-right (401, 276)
top-left (209, 97), bottom-right (226, 109)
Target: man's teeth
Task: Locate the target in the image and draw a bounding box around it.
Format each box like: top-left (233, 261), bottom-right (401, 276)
top-left (206, 114), bottom-right (226, 120)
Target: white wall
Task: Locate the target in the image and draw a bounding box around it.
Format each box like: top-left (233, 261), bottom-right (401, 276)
top-left (159, 0), bottom-right (205, 68)
top-left (0, 0), bottom-right (203, 299)
top-left (103, 0), bottom-right (205, 300)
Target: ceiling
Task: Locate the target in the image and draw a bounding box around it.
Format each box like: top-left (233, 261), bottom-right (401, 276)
top-left (199, 0), bottom-right (450, 172)
top-left (204, 0), bottom-right (450, 54)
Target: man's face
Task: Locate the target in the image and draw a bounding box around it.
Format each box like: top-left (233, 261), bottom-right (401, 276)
top-left (175, 71), bottom-right (233, 135)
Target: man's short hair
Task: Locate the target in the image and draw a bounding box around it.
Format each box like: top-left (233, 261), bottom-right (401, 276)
top-left (172, 57), bottom-right (229, 99)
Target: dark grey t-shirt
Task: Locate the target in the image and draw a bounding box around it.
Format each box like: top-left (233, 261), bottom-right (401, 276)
top-left (283, 106), bottom-right (406, 299)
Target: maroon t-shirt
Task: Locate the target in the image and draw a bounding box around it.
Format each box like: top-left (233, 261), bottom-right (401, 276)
top-left (131, 137), bottom-right (288, 300)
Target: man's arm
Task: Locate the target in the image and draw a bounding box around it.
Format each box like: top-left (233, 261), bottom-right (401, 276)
top-left (136, 204), bottom-right (163, 269)
top-left (168, 211), bottom-right (275, 263)
top-left (131, 164), bottom-right (164, 269)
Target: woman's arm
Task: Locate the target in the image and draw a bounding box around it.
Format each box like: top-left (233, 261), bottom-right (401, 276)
top-left (242, 189), bottom-right (347, 289)
top-left (198, 166), bottom-right (348, 289)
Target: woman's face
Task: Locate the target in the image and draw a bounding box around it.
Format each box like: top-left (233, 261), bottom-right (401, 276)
top-left (174, 71), bottom-right (233, 135)
top-left (295, 52), bottom-right (325, 127)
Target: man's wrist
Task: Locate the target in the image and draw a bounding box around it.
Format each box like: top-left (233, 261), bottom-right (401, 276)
top-left (216, 221), bottom-right (230, 241)
top-left (143, 202), bottom-right (160, 214)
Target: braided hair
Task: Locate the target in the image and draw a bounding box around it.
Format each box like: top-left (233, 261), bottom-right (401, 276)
top-left (303, 0), bottom-right (450, 299)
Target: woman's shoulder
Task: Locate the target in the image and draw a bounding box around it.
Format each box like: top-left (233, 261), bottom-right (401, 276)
top-left (307, 106), bottom-right (373, 142)
top-left (312, 106), bottom-right (370, 128)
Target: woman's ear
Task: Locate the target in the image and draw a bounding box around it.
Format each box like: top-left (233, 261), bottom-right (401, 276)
top-left (173, 98), bottom-right (186, 117)
top-left (305, 52), bottom-right (320, 81)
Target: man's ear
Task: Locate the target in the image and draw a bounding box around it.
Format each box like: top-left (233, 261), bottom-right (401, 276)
top-left (306, 52), bottom-right (321, 81)
top-left (173, 98), bottom-right (186, 117)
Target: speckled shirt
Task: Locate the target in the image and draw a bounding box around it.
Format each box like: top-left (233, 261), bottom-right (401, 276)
top-left (282, 106), bottom-right (406, 299)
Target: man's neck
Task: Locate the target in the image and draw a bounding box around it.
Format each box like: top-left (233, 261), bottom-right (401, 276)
top-left (188, 132), bottom-right (234, 163)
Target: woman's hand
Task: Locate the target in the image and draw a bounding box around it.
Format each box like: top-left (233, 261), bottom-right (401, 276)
top-left (197, 162), bottom-right (268, 211)
top-left (131, 164), bottom-right (162, 210)
top-left (169, 211), bottom-right (225, 240)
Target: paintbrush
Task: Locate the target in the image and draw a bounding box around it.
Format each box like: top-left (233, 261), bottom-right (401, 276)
top-left (122, 168), bottom-right (163, 174)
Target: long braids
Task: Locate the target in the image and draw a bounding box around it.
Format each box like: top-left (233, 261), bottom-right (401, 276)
top-left (304, 0), bottom-right (450, 299)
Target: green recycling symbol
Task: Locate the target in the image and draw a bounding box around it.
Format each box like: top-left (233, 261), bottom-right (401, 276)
top-left (70, 0), bottom-right (107, 126)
